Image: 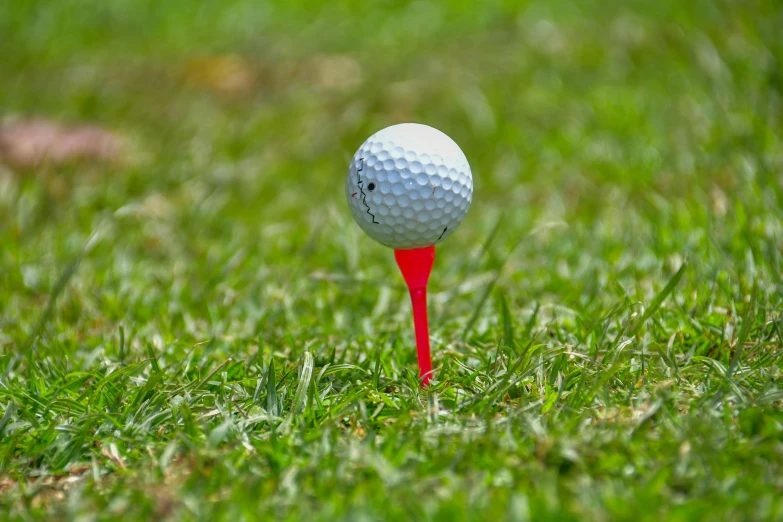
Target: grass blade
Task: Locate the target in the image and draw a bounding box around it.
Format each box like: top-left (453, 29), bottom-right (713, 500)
top-left (291, 351), bottom-right (314, 416)
top-left (499, 290), bottom-right (514, 353)
top-left (266, 358), bottom-right (278, 417)
top-left (632, 262), bottom-right (686, 335)
top-left (729, 279), bottom-right (757, 378)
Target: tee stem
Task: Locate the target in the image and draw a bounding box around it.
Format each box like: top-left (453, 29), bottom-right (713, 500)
top-left (394, 246), bottom-right (435, 386)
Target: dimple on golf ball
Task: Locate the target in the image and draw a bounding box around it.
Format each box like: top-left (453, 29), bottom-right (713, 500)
top-left (345, 123), bottom-right (473, 249)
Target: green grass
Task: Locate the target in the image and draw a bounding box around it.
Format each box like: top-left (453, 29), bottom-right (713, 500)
top-left (1, 0), bottom-right (782, 520)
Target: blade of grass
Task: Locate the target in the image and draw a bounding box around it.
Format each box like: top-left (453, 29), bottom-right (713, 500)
top-left (291, 351), bottom-right (314, 416)
top-left (631, 262), bottom-right (687, 335)
top-left (266, 358), bottom-right (278, 417)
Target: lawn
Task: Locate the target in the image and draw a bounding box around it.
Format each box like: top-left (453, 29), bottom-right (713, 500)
top-left (1, 0), bottom-right (782, 520)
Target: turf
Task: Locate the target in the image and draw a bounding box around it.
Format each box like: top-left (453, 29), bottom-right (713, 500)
top-left (1, 0), bottom-right (782, 520)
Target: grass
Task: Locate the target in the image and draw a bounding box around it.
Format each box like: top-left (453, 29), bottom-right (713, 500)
top-left (1, 0), bottom-right (782, 520)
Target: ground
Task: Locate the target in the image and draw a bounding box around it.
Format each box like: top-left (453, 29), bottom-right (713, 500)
top-left (1, 0), bottom-right (782, 520)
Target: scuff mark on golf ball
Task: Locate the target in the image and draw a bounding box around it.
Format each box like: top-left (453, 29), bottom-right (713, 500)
top-left (355, 157), bottom-right (379, 224)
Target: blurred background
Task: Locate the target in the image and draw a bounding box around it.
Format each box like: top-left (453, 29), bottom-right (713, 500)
top-left (1, 1), bottom-right (783, 519)
top-left (1, 0), bottom-right (781, 351)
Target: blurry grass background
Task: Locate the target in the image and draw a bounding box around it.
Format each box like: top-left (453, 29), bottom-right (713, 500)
top-left (1, 0), bottom-right (782, 520)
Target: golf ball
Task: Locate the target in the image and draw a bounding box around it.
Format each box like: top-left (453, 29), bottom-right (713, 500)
top-left (345, 123), bottom-right (473, 249)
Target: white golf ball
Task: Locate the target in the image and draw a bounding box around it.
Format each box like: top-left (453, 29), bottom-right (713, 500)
top-left (345, 123), bottom-right (473, 249)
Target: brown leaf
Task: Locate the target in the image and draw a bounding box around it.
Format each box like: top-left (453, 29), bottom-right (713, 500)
top-left (305, 54), bottom-right (362, 91)
top-left (183, 54), bottom-right (256, 94)
top-left (0, 118), bottom-right (124, 168)
top-left (101, 443), bottom-right (127, 469)
top-left (0, 475), bottom-right (16, 493)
